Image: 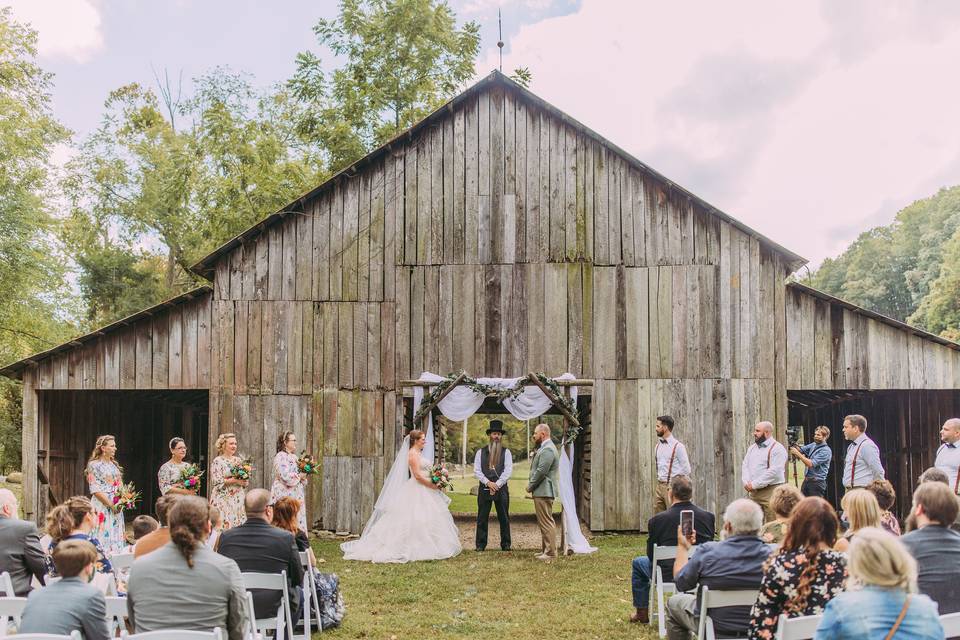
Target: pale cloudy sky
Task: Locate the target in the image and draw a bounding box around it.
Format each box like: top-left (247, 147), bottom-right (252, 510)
top-left (7, 0), bottom-right (960, 268)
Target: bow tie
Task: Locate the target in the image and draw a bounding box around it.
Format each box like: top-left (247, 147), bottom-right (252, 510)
top-left (659, 438), bottom-right (668, 444)
top-left (947, 442), bottom-right (958, 449)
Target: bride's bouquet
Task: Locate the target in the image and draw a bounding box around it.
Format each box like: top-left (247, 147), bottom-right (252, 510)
top-left (112, 482), bottom-right (141, 511)
top-left (179, 464), bottom-right (204, 492)
top-left (297, 451), bottom-right (320, 475)
top-left (229, 456), bottom-right (254, 482)
top-left (429, 463), bottom-right (452, 491)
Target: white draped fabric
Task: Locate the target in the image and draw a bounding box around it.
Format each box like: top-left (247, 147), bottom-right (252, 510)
top-left (412, 371), bottom-right (596, 554)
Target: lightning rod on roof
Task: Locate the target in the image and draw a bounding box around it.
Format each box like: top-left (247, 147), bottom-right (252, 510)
top-left (497, 9), bottom-right (504, 72)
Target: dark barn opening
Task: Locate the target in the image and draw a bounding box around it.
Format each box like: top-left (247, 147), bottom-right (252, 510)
top-left (36, 390), bottom-right (209, 518)
top-left (788, 389), bottom-right (960, 520)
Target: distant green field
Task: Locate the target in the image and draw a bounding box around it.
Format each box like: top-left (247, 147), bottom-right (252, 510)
top-left (446, 458), bottom-right (561, 514)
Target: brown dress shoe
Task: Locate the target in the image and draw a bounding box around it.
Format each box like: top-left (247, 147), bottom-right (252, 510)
top-left (629, 608), bottom-right (649, 624)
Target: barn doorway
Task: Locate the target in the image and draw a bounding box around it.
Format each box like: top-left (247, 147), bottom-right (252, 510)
top-left (35, 390), bottom-right (209, 519)
top-left (788, 389), bottom-right (960, 520)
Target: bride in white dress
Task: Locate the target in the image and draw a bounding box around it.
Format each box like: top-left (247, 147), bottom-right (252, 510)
top-left (341, 429), bottom-right (462, 563)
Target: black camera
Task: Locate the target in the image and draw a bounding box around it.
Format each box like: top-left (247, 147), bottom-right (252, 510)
top-left (785, 425), bottom-right (802, 447)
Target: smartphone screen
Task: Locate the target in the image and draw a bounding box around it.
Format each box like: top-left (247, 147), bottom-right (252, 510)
top-left (680, 509), bottom-right (694, 539)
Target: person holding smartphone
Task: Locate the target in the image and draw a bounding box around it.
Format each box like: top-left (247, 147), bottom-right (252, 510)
top-left (790, 425), bottom-right (833, 499)
top-left (629, 475), bottom-right (715, 624)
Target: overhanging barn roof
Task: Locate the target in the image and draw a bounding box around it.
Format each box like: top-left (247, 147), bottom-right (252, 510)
top-left (190, 70), bottom-right (807, 278)
top-left (0, 286), bottom-right (212, 380)
top-left (787, 281), bottom-right (960, 351)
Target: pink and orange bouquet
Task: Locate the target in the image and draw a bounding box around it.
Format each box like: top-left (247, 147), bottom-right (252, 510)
top-left (297, 451), bottom-right (320, 475)
top-left (229, 456), bottom-right (253, 482)
top-left (179, 464), bottom-right (204, 492)
top-left (112, 482), bottom-right (141, 511)
top-left (429, 463), bottom-right (452, 490)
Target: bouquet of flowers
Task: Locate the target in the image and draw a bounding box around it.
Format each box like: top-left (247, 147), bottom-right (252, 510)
top-left (229, 456), bottom-right (253, 482)
top-left (179, 463), bottom-right (204, 492)
top-left (297, 451), bottom-right (320, 475)
top-left (429, 463), bottom-right (452, 491)
top-left (112, 482), bottom-right (141, 511)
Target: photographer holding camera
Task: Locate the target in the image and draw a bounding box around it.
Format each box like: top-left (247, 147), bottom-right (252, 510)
top-left (789, 425), bottom-right (833, 498)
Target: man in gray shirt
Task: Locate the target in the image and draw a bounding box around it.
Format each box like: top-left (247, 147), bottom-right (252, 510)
top-left (127, 496), bottom-right (248, 640)
top-left (901, 481), bottom-right (960, 615)
top-left (0, 489), bottom-right (46, 595)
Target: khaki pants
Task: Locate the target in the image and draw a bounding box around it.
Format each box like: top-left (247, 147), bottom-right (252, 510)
top-left (534, 497), bottom-right (557, 557)
top-left (750, 483), bottom-right (782, 523)
top-left (654, 481), bottom-right (671, 514)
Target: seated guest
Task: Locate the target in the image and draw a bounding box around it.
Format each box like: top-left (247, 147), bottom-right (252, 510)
top-left (217, 489), bottom-right (304, 623)
top-left (45, 496), bottom-right (113, 576)
top-left (901, 481), bottom-right (960, 615)
top-left (127, 496), bottom-right (247, 640)
top-left (866, 479), bottom-right (901, 536)
top-left (917, 466), bottom-right (949, 485)
top-left (131, 515), bottom-right (159, 543)
top-left (207, 506), bottom-right (222, 548)
top-left (666, 499), bottom-right (770, 640)
top-left (19, 539), bottom-right (109, 640)
top-left (834, 489), bottom-right (880, 552)
top-left (759, 484), bottom-right (802, 545)
top-left (272, 496), bottom-right (318, 565)
top-left (748, 497), bottom-right (847, 638)
top-left (815, 528), bottom-right (943, 639)
top-left (629, 475), bottom-right (715, 624)
top-left (0, 488), bottom-right (46, 595)
top-left (134, 494), bottom-right (178, 558)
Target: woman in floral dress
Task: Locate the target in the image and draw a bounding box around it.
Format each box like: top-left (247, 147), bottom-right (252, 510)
top-left (209, 432), bottom-right (247, 530)
top-left (157, 437), bottom-right (195, 496)
top-left (86, 434), bottom-right (126, 555)
top-left (271, 431), bottom-right (307, 531)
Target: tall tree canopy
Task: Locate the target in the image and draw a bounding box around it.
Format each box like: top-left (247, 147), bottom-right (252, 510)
top-left (289, 0), bottom-right (481, 170)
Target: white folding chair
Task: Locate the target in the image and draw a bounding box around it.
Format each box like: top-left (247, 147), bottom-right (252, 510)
top-left (244, 592), bottom-right (262, 640)
top-left (16, 633), bottom-right (81, 640)
top-left (241, 571), bottom-right (294, 640)
top-left (121, 629), bottom-right (223, 640)
top-left (110, 553), bottom-right (135, 574)
top-left (648, 544), bottom-right (678, 638)
top-left (0, 573), bottom-right (14, 598)
top-left (696, 585), bottom-right (759, 640)
top-left (105, 595), bottom-right (129, 636)
top-left (942, 612), bottom-right (960, 637)
top-left (775, 613), bottom-right (822, 640)
top-left (297, 552), bottom-right (322, 636)
top-left (0, 596), bottom-right (27, 636)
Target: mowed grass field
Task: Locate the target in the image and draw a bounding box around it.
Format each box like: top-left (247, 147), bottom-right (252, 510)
top-left (446, 458), bottom-right (561, 514)
top-left (310, 533), bottom-right (658, 640)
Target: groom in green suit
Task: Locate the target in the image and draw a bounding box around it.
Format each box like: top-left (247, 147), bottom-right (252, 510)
top-left (527, 423), bottom-right (560, 560)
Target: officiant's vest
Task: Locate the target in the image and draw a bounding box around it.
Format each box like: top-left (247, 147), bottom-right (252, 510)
top-left (479, 446), bottom-right (508, 484)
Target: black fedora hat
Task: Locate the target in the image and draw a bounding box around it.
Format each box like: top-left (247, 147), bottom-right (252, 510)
top-left (486, 419), bottom-right (506, 435)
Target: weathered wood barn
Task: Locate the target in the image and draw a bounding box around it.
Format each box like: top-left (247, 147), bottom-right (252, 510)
top-left (3, 71), bottom-right (958, 530)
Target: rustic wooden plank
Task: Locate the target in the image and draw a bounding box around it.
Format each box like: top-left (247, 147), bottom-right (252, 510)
top-left (507, 263), bottom-right (528, 374)
top-left (524, 104), bottom-right (540, 263)
top-left (408, 267), bottom-right (424, 375)
top-left (403, 143), bottom-right (419, 266)
top-left (383, 154), bottom-right (397, 300)
top-left (478, 195), bottom-right (491, 264)
top-left (197, 295), bottom-right (212, 388)
top-left (625, 267), bottom-right (649, 378)
top-left (167, 309), bottom-right (182, 389)
top-left (614, 265), bottom-right (628, 379)
top-left (452, 107), bottom-right (466, 264)
top-left (538, 111), bottom-right (550, 263)
top-left (233, 301), bottom-right (248, 394)
top-left (357, 170), bottom-right (372, 301)
top-left (312, 192), bottom-right (330, 301)
top-left (581, 263), bottom-right (594, 378)
top-left (246, 301), bottom-right (262, 393)
top-left (181, 301), bottom-right (198, 388)
top-left (548, 115), bottom-right (564, 261)
top-left (686, 265), bottom-right (701, 378)
top-left (502, 194), bottom-right (517, 264)
top-left (151, 313), bottom-right (169, 389)
top-left (602, 379), bottom-right (618, 528)
top-left (594, 145), bottom-right (609, 264)
top-left (229, 245), bottom-right (244, 301)
top-left (543, 263), bottom-right (567, 375)
top-left (330, 185), bottom-right (344, 298)
top-left (525, 263), bottom-right (544, 372)
top-left (274, 301), bottom-right (290, 394)
top-left (259, 302), bottom-right (274, 393)
top-left (279, 216), bottom-right (296, 301)
top-left (430, 123), bottom-right (444, 265)
top-left (295, 205), bottom-right (313, 301)
top-left (451, 265), bottom-right (476, 372)
top-left (515, 98), bottom-right (527, 263)
top-left (657, 267), bottom-right (673, 377)
top-left (395, 267), bottom-right (411, 380)
top-left (498, 266), bottom-right (513, 375)
top-left (608, 155), bottom-right (623, 265)
top-left (343, 176), bottom-right (360, 300)
top-left (335, 302), bottom-right (353, 388)
top-left (292, 302), bottom-right (308, 394)
top-left (134, 324), bottom-right (152, 389)
top-left (737, 234), bottom-right (752, 379)
top-left (672, 266), bottom-right (688, 377)
top-left (215, 260), bottom-right (229, 301)
top-left (589, 379), bottom-right (605, 530)
top-left (353, 302), bottom-right (367, 389)
top-left (564, 126), bottom-right (578, 261)
top-left (439, 267), bottom-right (454, 374)
top-left (749, 238), bottom-right (761, 378)
top-left (617, 379), bottom-right (640, 529)
top-left (592, 267), bottom-right (617, 379)
top-left (583, 137), bottom-right (595, 262)
top-left (489, 86), bottom-right (504, 263)
top-left (564, 264), bottom-right (582, 375)
top-left (785, 288), bottom-right (802, 389)
top-left (773, 257), bottom-right (788, 429)
top-left (483, 264), bottom-right (502, 374)
top-left (464, 98), bottom-right (479, 264)
top-left (718, 223), bottom-right (732, 378)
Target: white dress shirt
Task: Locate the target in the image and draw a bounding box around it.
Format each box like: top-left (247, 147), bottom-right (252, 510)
top-left (842, 433), bottom-right (884, 488)
top-left (741, 437), bottom-right (787, 489)
top-left (655, 435), bottom-right (691, 482)
top-left (935, 441), bottom-right (960, 494)
top-left (473, 447), bottom-right (513, 488)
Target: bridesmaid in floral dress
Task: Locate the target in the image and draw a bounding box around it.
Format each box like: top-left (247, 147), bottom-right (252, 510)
top-left (86, 434), bottom-right (126, 555)
top-left (271, 431), bottom-right (308, 531)
top-left (210, 433), bottom-right (247, 530)
top-left (157, 437), bottom-right (195, 496)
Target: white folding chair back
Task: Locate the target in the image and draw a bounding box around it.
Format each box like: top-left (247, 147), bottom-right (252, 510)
top-left (775, 613), bottom-right (822, 640)
top-left (243, 592), bottom-right (262, 640)
top-left (297, 552), bottom-right (322, 636)
top-left (241, 571), bottom-right (294, 640)
top-left (0, 573), bottom-right (14, 598)
top-left (110, 552), bottom-right (135, 573)
top-left (648, 544), bottom-right (678, 638)
top-left (120, 629), bottom-right (223, 640)
top-left (15, 633), bottom-right (81, 640)
top-left (0, 596), bottom-right (27, 635)
top-left (696, 586), bottom-right (759, 640)
top-left (942, 612), bottom-right (960, 637)
top-left (104, 595), bottom-right (128, 636)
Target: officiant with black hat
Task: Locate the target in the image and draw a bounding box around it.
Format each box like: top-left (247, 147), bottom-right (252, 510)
top-left (473, 419), bottom-right (513, 551)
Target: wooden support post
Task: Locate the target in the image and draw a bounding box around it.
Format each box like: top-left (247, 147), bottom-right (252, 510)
top-left (526, 372), bottom-right (580, 429)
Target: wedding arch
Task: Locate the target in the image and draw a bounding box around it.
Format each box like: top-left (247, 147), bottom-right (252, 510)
top-left (399, 371), bottom-right (597, 555)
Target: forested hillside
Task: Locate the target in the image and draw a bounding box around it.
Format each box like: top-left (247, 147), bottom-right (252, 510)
top-left (805, 185), bottom-right (960, 341)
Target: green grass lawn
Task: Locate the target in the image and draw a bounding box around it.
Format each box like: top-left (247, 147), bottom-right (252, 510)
top-left (311, 533), bottom-right (658, 639)
top-left (446, 458), bottom-right (561, 515)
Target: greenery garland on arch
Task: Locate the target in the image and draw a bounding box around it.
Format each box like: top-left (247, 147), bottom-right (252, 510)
top-left (412, 371), bottom-right (581, 442)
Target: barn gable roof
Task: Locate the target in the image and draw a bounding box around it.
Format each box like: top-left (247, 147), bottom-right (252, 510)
top-left (0, 286), bottom-right (213, 379)
top-left (190, 70), bottom-right (807, 278)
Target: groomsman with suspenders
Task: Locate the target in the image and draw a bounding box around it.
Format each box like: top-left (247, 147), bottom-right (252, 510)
top-left (741, 421), bottom-right (787, 522)
top-left (653, 416), bottom-right (691, 514)
top-left (841, 414), bottom-right (885, 493)
top-left (935, 418), bottom-right (960, 496)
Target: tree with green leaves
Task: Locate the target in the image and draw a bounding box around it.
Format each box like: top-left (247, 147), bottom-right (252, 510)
top-left (289, 0), bottom-right (481, 170)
